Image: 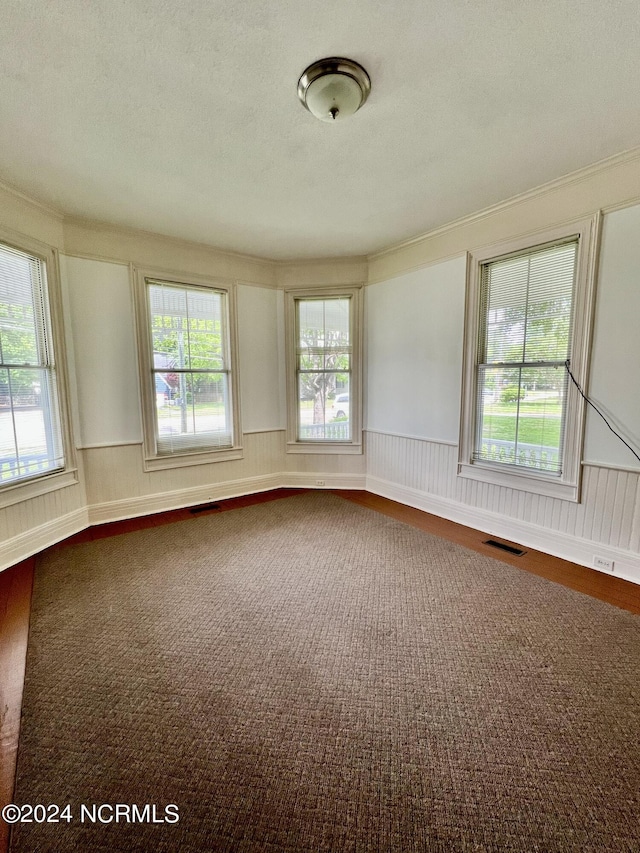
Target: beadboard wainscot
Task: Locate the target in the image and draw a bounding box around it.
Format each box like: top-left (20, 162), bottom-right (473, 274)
top-left (365, 431), bottom-right (640, 584)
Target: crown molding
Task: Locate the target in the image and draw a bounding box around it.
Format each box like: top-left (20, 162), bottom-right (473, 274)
top-left (0, 175), bottom-right (65, 222)
top-left (63, 219), bottom-right (367, 284)
top-left (0, 176), bottom-right (66, 221)
top-left (276, 255), bottom-right (368, 288)
top-left (63, 214), bottom-right (275, 267)
top-left (276, 254), bottom-right (368, 267)
top-left (4, 143), bottom-right (640, 280)
top-left (368, 144), bottom-right (640, 264)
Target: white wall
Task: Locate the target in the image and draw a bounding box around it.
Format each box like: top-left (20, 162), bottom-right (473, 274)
top-left (62, 256), bottom-right (142, 448)
top-left (366, 255), bottom-right (466, 442)
top-left (2, 153), bottom-right (640, 578)
top-left (59, 254), bottom-right (363, 523)
top-left (57, 252), bottom-right (283, 519)
top-left (365, 204), bottom-right (640, 582)
top-left (62, 258), bottom-right (286, 445)
top-left (237, 284), bottom-right (284, 432)
top-left (585, 204), bottom-right (640, 468)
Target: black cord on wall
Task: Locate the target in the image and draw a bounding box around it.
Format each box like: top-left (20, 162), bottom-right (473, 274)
top-left (564, 360), bottom-right (640, 464)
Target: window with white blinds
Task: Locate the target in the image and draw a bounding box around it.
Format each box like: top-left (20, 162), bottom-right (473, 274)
top-left (459, 216), bottom-right (599, 502)
top-left (474, 240), bottom-right (577, 475)
top-left (145, 279), bottom-right (234, 456)
top-left (0, 241), bottom-right (64, 486)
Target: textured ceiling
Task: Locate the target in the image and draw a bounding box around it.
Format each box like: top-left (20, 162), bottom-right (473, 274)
top-left (2, 0), bottom-right (640, 259)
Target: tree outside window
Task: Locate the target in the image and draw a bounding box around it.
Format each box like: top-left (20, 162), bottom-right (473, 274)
top-left (295, 297), bottom-right (351, 442)
top-left (0, 242), bottom-right (64, 485)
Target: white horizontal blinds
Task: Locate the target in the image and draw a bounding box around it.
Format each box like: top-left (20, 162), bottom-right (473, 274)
top-left (0, 243), bottom-right (64, 484)
top-left (296, 297), bottom-right (351, 441)
top-left (475, 240), bottom-right (578, 474)
top-left (147, 280), bottom-right (232, 455)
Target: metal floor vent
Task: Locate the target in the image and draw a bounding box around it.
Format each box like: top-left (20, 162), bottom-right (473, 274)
top-left (189, 503), bottom-right (222, 515)
top-left (484, 538), bottom-right (526, 556)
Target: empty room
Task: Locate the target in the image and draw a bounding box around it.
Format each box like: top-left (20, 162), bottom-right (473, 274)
top-left (1, 2), bottom-right (640, 851)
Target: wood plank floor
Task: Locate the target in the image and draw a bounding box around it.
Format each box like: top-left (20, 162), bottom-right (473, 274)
top-left (1, 487), bottom-right (639, 853)
top-left (0, 558), bottom-right (34, 853)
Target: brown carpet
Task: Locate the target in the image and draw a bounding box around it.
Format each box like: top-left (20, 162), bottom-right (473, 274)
top-left (10, 492), bottom-right (640, 852)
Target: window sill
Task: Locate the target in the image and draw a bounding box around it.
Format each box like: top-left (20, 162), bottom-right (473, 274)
top-left (143, 445), bottom-right (244, 471)
top-left (0, 468), bottom-right (80, 510)
top-left (457, 461), bottom-right (579, 502)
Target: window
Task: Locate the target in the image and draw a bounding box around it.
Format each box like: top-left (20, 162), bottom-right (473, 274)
top-left (285, 286), bottom-right (362, 454)
top-left (134, 270), bottom-right (242, 470)
top-left (0, 238), bottom-right (68, 491)
top-left (459, 216), bottom-right (600, 501)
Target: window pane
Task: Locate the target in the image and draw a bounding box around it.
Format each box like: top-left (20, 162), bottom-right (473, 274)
top-left (481, 242), bottom-right (576, 365)
top-left (482, 258), bottom-right (528, 364)
top-left (297, 374), bottom-right (351, 441)
top-left (191, 374), bottom-right (230, 439)
top-left (524, 244), bottom-right (575, 362)
top-left (149, 284), bottom-right (188, 369)
top-left (155, 371), bottom-right (231, 453)
top-left (148, 279), bottom-right (232, 457)
top-left (475, 240), bottom-right (577, 476)
top-left (0, 367), bottom-right (64, 483)
top-left (298, 351), bottom-right (350, 372)
top-left (475, 365), bottom-right (565, 473)
top-left (295, 296), bottom-right (352, 444)
top-left (0, 243), bottom-right (64, 486)
top-left (186, 288), bottom-right (224, 370)
top-left (0, 249), bottom-right (42, 365)
top-left (298, 350), bottom-right (324, 371)
top-left (149, 283), bottom-right (225, 372)
top-left (476, 366), bottom-right (519, 463)
top-left (297, 298), bottom-right (350, 349)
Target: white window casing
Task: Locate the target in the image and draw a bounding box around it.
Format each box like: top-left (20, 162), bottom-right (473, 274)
top-left (285, 285), bottom-right (363, 454)
top-left (458, 214), bottom-right (601, 502)
top-left (0, 230), bottom-right (77, 508)
top-left (133, 266), bottom-right (243, 471)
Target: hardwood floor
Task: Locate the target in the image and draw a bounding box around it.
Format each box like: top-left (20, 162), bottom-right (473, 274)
top-left (0, 558), bottom-right (34, 853)
top-left (1, 486), bottom-right (639, 852)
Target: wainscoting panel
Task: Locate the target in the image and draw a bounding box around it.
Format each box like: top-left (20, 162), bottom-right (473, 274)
top-left (365, 430), bottom-right (640, 582)
top-left (0, 481), bottom-right (88, 572)
top-left (83, 431), bottom-right (285, 507)
top-left (84, 431), bottom-right (366, 523)
top-left (5, 430), bottom-right (637, 579)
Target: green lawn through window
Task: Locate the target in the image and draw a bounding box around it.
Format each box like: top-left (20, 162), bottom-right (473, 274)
top-left (481, 397), bottom-right (562, 448)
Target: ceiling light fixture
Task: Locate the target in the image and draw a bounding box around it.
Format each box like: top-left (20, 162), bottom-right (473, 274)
top-left (297, 57), bottom-right (371, 123)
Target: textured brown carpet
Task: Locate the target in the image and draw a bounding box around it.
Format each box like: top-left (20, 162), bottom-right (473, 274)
top-left (10, 492), bottom-right (640, 852)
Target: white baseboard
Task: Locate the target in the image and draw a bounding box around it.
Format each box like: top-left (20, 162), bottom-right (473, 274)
top-left (89, 472), bottom-right (366, 524)
top-left (88, 473), bottom-right (284, 524)
top-left (1, 507), bottom-right (89, 573)
top-left (280, 473), bottom-right (366, 490)
top-left (6, 472), bottom-right (637, 589)
top-left (366, 475), bottom-right (640, 587)
top-left (3, 473), bottom-right (365, 569)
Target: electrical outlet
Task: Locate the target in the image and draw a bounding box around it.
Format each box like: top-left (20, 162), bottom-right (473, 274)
top-left (315, 479), bottom-right (325, 486)
top-left (593, 555), bottom-right (614, 572)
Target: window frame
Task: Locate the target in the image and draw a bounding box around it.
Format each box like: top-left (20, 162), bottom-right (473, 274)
top-left (458, 214), bottom-right (601, 502)
top-left (285, 285), bottom-right (363, 455)
top-left (133, 266), bottom-right (243, 471)
top-left (0, 228), bottom-right (77, 509)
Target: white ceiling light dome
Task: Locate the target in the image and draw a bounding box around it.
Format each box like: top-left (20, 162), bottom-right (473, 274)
top-left (297, 57), bottom-right (371, 122)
